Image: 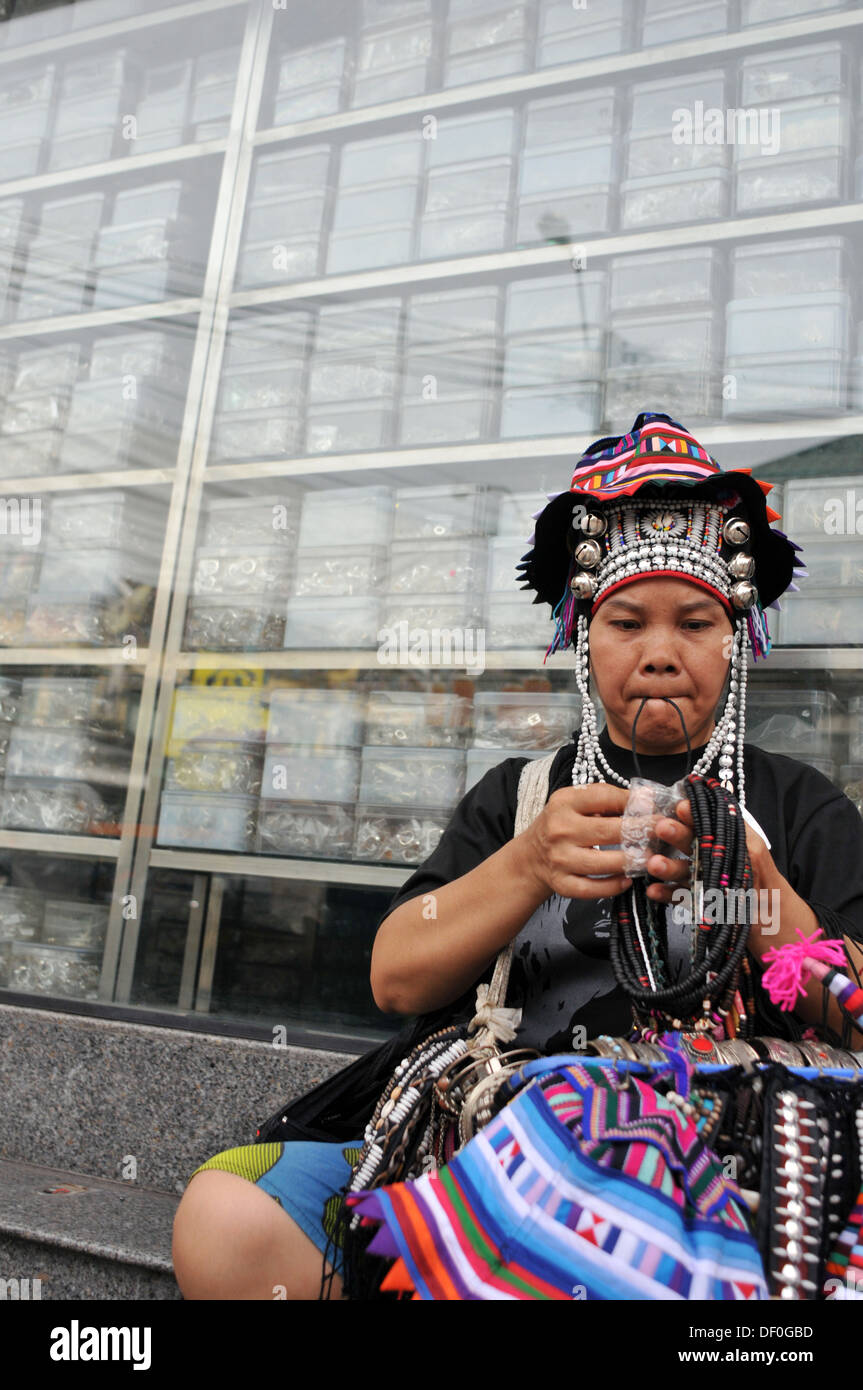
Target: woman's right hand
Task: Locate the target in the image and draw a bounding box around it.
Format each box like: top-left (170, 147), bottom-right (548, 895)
top-left (512, 781), bottom-right (634, 902)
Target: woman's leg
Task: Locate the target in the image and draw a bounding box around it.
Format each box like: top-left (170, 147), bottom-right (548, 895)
top-left (172, 1169), bottom-right (345, 1301)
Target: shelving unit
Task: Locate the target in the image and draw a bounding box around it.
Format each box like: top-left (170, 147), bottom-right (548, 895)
top-left (1, 0), bottom-right (862, 1039)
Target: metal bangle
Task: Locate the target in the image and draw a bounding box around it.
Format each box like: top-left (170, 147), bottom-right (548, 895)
top-left (763, 1038), bottom-right (806, 1067)
top-left (718, 1039), bottom-right (760, 1066)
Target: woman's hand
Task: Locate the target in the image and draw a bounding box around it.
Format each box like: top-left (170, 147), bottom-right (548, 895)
top-left (637, 797), bottom-right (696, 905)
top-left (512, 781), bottom-right (642, 902)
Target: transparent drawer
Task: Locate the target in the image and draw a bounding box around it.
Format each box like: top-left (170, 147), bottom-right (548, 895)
top-left (0, 137), bottom-right (43, 179)
top-left (223, 309), bottom-right (314, 367)
top-left (6, 725), bottom-right (130, 783)
top-left (403, 338), bottom-right (498, 400)
top-left (445, 41), bottom-right (528, 88)
top-left (746, 688), bottom-right (838, 757)
top-left (359, 745), bottom-right (465, 808)
top-left (524, 87), bottom-right (617, 146)
top-left (19, 676), bottom-right (129, 732)
top-left (0, 676), bottom-right (21, 724)
top-left (626, 129), bottom-right (728, 178)
top-left (12, 344), bottom-right (82, 394)
top-left (314, 297), bottom-right (402, 353)
top-left (378, 593), bottom-right (485, 636)
top-left (165, 741), bottom-right (264, 796)
top-left (505, 272), bottom-right (608, 335)
top-left (0, 553), bottom-right (40, 599)
top-left (521, 139), bottom-right (616, 193)
top-left (236, 236), bottom-right (319, 287)
top-left (393, 484), bottom-right (498, 540)
top-left (332, 181), bottom-right (418, 231)
top-left (419, 207), bottom-right (510, 259)
top-left (273, 79), bottom-right (343, 124)
top-left (466, 746), bottom-right (545, 791)
top-left (741, 41), bottom-right (845, 104)
top-left (386, 538), bottom-right (486, 595)
top-left (0, 778), bottom-right (123, 836)
top-left (0, 886), bottom-right (43, 942)
top-left (609, 247), bottom-right (723, 314)
top-left (47, 489), bottom-right (168, 548)
top-left (426, 157), bottom-right (513, 213)
top-left (399, 395), bottom-right (495, 446)
top-left (65, 379), bottom-right (180, 432)
top-left (327, 223), bottom-right (414, 274)
top-left (352, 61), bottom-right (430, 107)
top-left (8, 941), bottom-right (101, 1000)
top-left (157, 791), bottom-right (257, 852)
top-left (736, 97), bottom-right (848, 160)
top-left (357, 19), bottom-right (432, 71)
top-left (610, 309), bottom-right (719, 368)
top-left (406, 286), bottom-right (500, 343)
top-left (283, 596), bottom-right (381, 649)
top-left (779, 589), bottom-right (863, 645)
top-left (42, 899), bottom-right (109, 949)
top-left (488, 535), bottom-right (533, 590)
top-left (305, 400), bottom-right (393, 454)
top-left (2, 391), bottom-right (67, 433)
top-left (113, 180), bottom-right (184, 223)
top-left (93, 216), bottom-right (194, 269)
top-left (292, 545), bottom-right (386, 598)
top-left (38, 546), bottom-right (159, 596)
top-left (538, 16), bottom-right (625, 64)
top-left (90, 260), bottom-right (185, 310)
top-left (497, 491), bottom-right (550, 538)
top-left (262, 745), bottom-right (360, 803)
top-left (24, 590), bottom-right (154, 648)
top-left (308, 353), bottom-right (397, 404)
top-left (58, 423), bottom-right (176, 475)
top-left (168, 688), bottom-right (268, 752)
top-left (793, 542), bottom-right (863, 589)
top-left (605, 366), bottom-right (717, 424)
top-left (641, 0), bottom-right (728, 44)
top-left (257, 800), bottom-right (355, 859)
top-left (516, 187), bottom-right (614, 243)
top-left (192, 545), bottom-right (294, 598)
top-left (183, 595), bottom-right (286, 653)
top-left (783, 474), bottom-right (863, 538)
top-left (277, 37), bottom-right (347, 88)
top-left (487, 594), bottom-right (544, 649)
top-left (352, 806), bottom-right (449, 864)
top-left (218, 361), bottom-right (305, 414)
top-left (731, 236), bottom-right (852, 297)
top-left (741, 0), bottom-right (844, 22)
top-left (267, 688), bottom-right (366, 748)
top-left (621, 169), bottom-right (729, 228)
top-left (245, 191), bottom-right (327, 244)
top-left (504, 329), bottom-right (605, 387)
top-left (726, 292), bottom-right (851, 358)
top-left (210, 408), bottom-right (301, 462)
top-left (365, 690), bottom-right (471, 748)
top-left (628, 67), bottom-right (725, 132)
top-left (298, 486), bottom-right (394, 548)
top-left (500, 382), bottom-right (603, 437)
top-left (339, 130), bottom-right (424, 187)
top-left (474, 690), bottom-right (581, 749)
top-left (202, 492), bottom-right (302, 548)
top-left (722, 353), bottom-right (848, 418)
top-left (734, 149), bottom-right (845, 212)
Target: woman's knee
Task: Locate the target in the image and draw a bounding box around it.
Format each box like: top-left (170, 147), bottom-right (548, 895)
top-left (173, 1168), bottom-right (340, 1300)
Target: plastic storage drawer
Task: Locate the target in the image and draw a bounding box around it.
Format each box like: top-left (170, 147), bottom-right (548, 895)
top-left (783, 475), bottom-right (863, 538)
top-left (292, 546), bottom-right (386, 598)
top-left (473, 690), bottom-right (581, 749)
top-left (157, 790), bottom-right (257, 851)
top-left (386, 539), bottom-right (486, 595)
top-left (364, 690), bottom-right (471, 748)
top-left (466, 745), bottom-right (545, 790)
top-left (393, 485), bottom-right (498, 540)
top-left (192, 546), bottom-right (294, 598)
top-left (746, 688), bottom-right (838, 758)
top-left (167, 688), bottom-right (268, 752)
top-left (201, 492), bottom-right (302, 548)
top-left (283, 596), bottom-right (381, 649)
top-left (352, 806), bottom-right (449, 864)
top-left (779, 589), bottom-right (863, 644)
top-left (183, 594), bottom-right (287, 653)
top-left (164, 741), bottom-right (264, 796)
top-left (358, 746), bottom-right (465, 808)
top-left (257, 801), bottom-right (355, 859)
top-left (267, 688), bottom-right (366, 748)
top-left (262, 745), bottom-right (360, 803)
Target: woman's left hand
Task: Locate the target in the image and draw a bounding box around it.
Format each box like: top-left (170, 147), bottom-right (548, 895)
top-left (645, 798), bottom-right (773, 904)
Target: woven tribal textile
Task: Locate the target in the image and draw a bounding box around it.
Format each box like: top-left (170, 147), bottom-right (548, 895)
top-left (348, 1062), bottom-right (767, 1301)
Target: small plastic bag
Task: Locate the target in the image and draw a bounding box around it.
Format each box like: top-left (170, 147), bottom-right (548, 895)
top-left (620, 777), bottom-right (688, 877)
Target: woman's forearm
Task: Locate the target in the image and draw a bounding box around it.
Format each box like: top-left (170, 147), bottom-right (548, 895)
top-left (370, 832), bottom-right (551, 1016)
top-left (746, 856), bottom-right (863, 1044)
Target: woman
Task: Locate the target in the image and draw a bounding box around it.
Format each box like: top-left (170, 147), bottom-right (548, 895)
top-left (172, 411), bottom-right (863, 1300)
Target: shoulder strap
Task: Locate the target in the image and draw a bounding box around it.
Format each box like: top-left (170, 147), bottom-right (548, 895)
top-left (473, 751), bottom-right (558, 1031)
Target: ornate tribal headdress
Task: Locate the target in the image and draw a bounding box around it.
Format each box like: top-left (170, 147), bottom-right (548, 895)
top-left (515, 411), bottom-right (807, 807)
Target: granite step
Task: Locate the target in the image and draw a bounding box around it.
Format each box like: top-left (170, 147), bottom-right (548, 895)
top-left (0, 1157), bottom-right (181, 1300)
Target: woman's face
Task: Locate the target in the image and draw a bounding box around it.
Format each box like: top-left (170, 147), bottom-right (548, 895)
top-left (587, 577), bottom-right (735, 755)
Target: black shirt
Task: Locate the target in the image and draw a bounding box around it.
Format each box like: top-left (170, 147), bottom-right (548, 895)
top-left (375, 726), bottom-right (863, 1050)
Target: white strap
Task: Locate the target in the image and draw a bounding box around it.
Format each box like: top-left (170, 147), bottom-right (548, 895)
top-left (469, 752), bottom-right (556, 1045)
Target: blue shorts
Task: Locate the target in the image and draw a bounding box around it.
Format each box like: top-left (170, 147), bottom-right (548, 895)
top-left (189, 1139), bottom-right (362, 1275)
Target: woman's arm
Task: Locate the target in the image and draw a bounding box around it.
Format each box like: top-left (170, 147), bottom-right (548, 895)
top-left (371, 781), bottom-right (644, 1015)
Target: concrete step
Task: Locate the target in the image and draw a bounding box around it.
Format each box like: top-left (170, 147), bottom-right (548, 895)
top-left (0, 1157), bottom-right (181, 1300)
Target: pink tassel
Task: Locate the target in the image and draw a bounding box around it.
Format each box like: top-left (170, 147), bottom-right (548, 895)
top-left (761, 927), bottom-right (848, 1012)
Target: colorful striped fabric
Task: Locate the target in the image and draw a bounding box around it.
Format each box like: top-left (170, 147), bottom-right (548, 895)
top-left (348, 1061), bottom-right (767, 1301)
top-left (570, 418), bottom-right (721, 499)
top-left (823, 1188), bottom-right (863, 1299)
